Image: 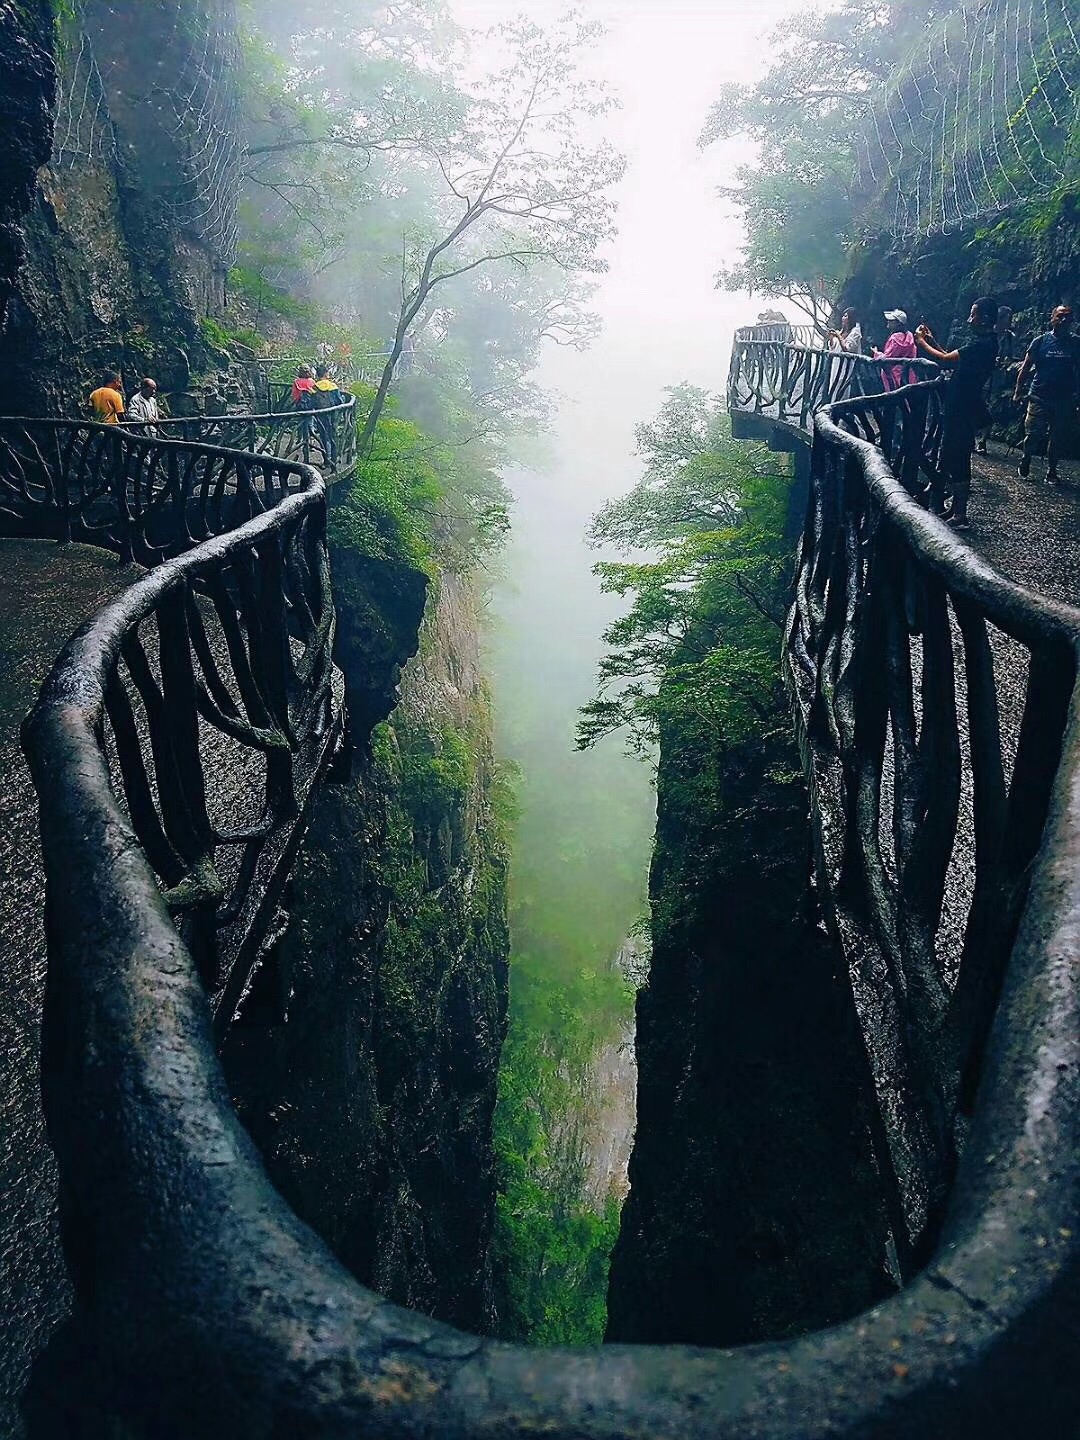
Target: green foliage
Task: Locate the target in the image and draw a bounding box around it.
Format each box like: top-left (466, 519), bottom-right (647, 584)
top-left (328, 386), bottom-right (509, 574)
top-left (578, 385), bottom-right (795, 757)
top-left (199, 314), bottom-right (263, 356)
top-left (330, 401), bottom-right (440, 568)
top-left (492, 959), bottom-right (630, 1344)
top-left (366, 707), bottom-right (509, 1055)
top-left (199, 316), bottom-right (232, 352)
top-left (700, 0), bottom-right (956, 311)
top-left (490, 632), bottom-right (649, 1342)
top-left (227, 265), bottom-right (315, 324)
top-left (399, 718), bottom-right (477, 825)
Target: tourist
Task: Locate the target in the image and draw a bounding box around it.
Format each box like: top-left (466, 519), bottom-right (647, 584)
top-left (312, 364), bottom-right (345, 465)
top-left (126, 377), bottom-right (159, 432)
top-left (872, 309), bottom-right (917, 389)
top-left (828, 308), bottom-right (863, 354)
top-left (1013, 305), bottom-right (1080, 484)
top-left (915, 297), bottom-right (1000, 529)
top-left (89, 371), bottom-right (125, 424)
top-left (291, 364), bottom-right (317, 409)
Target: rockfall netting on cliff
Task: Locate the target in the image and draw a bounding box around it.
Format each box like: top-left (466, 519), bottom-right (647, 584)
top-left (858, 0), bottom-right (1080, 237)
top-left (52, 0), bottom-right (241, 263)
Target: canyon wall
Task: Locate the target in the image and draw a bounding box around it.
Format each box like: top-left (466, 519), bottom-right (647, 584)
top-left (223, 557), bottom-right (510, 1332)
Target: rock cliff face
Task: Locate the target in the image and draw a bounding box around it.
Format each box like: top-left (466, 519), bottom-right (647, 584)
top-left (7, 0), bottom-right (240, 415)
top-left (0, 1), bottom-right (55, 332)
top-left (223, 560), bottom-right (510, 1332)
top-left (843, 196), bottom-right (1080, 351)
top-left (607, 722), bottom-right (894, 1347)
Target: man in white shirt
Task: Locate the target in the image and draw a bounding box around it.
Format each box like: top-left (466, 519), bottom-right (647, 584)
top-left (127, 377), bottom-right (159, 431)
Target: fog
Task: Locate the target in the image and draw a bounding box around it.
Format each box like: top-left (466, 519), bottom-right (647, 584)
top-left (450, 0), bottom-right (810, 1254)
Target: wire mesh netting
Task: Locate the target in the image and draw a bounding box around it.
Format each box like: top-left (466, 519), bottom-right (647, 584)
top-left (51, 1), bottom-right (241, 264)
top-left (167, 0), bottom-right (242, 260)
top-left (52, 18), bottom-right (112, 171)
top-left (858, 0), bottom-right (1080, 237)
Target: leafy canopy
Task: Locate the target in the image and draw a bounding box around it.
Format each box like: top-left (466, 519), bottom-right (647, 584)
top-left (700, 0), bottom-right (957, 318)
top-left (578, 385), bottom-right (794, 757)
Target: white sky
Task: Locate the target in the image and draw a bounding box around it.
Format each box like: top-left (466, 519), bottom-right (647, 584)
top-left (459, 2), bottom-right (817, 963)
top-left (449, 0), bottom-right (810, 506)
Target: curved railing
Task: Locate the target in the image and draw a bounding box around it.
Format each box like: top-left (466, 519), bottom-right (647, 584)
top-left (137, 391), bottom-right (358, 477)
top-left (8, 350), bottom-right (1077, 1432)
top-left (5, 417), bottom-right (345, 1041)
top-left (728, 325), bottom-right (941, 435)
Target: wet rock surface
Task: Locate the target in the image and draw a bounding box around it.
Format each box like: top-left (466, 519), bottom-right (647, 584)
top-left (0, 540), bottom-right (131, 1439)
top-left (0, 0), bottom-right (54, 333)
top-left (607, 724), bottom-right (895, 1348)
top-left (6, 0), bottom-right (240, 416)
top-left (223, 569), bottom-right (510, 1334)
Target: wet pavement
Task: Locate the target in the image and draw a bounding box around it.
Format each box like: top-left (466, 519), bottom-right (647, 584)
top-left (965, 441), bottom-right (1080, 605)
top-left (0, 539), bottom-right (133, 1438)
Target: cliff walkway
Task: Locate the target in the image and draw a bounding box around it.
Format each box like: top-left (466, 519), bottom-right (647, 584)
top-left (0, 345), bottom-right (1077, 1437)
top-left (0, 397), bottom-right (356, 1429)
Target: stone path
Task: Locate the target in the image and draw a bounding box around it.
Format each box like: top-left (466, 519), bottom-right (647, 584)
top-left (966, 441), bottom-right (1080, 606)
top-left (0, 539), bottom-right (133, 1438)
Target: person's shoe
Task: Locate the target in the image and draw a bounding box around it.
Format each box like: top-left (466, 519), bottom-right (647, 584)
top-left (947, 512), bottom-right (971, 531)
top-left (975, 439), bottom-right (988, 454)
top-left (1047, 469), bottom-right (1060, 485)
top-left (1018, 456), bottom-right (1031, 478)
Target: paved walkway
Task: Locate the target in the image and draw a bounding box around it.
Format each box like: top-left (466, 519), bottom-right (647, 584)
top-left (0, 540), bottom-right (134, 1438)
top-left (966, 442), bottom-right (1080, 606)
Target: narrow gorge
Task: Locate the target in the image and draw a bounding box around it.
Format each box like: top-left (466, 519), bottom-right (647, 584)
top-left (0, 1), bottom-right (1077, 1436)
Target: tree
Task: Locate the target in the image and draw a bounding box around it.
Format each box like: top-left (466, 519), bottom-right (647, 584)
top-left (700, 0), bottom-right (959, 321)
top-left (238, 3), bottom-right (465, 283)
top-left (357, 13), bottom-right (624, 454)
top-left (578, 386), bottom-right (793, 757)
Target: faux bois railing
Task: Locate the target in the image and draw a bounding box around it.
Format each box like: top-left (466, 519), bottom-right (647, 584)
top-left (3, 353), bottom-right (1076, 1435)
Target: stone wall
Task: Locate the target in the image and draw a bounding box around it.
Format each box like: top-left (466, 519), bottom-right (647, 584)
top-left (606, 715), bottom-right (894, 1346)
top-left (0, 1), bottom-right (55, 332)
top-left (843, 196), bottom-right (1080, 354)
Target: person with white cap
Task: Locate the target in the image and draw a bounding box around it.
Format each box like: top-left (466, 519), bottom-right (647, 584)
top-left (872, 309), bottom-right (917, 390)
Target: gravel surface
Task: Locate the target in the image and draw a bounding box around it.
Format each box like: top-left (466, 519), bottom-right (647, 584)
top-left (0, 540), bottom-right (132, 1433)
top-left (967, 441), bottom-right (1080, 606)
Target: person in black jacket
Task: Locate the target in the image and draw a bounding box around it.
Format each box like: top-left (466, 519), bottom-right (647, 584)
top-left (915, 296), bottom-right (1000, 529)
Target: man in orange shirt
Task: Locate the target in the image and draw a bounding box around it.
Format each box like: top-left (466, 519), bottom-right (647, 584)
top-left (89, 372), bottom-right (125, 423)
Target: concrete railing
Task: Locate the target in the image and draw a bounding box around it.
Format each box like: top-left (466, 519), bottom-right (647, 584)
top-left (3, 347), bottom-right (1075, 1433)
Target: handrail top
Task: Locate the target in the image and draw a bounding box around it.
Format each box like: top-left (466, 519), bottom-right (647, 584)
top-left (0, 416), bottom-right (325, 474)
top-left (150, 394), bottom-right (358, 427)
top-left (816, 390), bottom-right (1080, 648)
top-left (732, 335), bottom-right (941, 371)
top-left (0, 393), bottom-right (357, 435)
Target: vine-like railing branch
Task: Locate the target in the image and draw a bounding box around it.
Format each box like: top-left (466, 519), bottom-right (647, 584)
top-left (145, 392), bottom-right (358, 478)
top-left (3, 417), bottom-right (344, 1033)
top-left (732, 328), bottom-right (1080, 1277)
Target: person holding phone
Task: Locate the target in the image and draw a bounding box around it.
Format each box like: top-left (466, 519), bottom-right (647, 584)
top-left (915, 298), bottom-right (1000, 529)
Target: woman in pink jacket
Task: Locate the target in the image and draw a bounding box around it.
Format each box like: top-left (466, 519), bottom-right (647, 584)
top-left (873, 309), bottom-right (917, 389)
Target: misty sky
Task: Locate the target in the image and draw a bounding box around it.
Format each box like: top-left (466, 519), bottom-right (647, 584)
top-left (450, 0), bottom-right (813, 480)
top-left (457, 1), bottom-right (819, 980)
